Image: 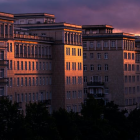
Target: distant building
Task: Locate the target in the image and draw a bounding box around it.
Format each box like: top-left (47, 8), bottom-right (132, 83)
top-left (82, 25), bottom-right (137, 112)
top-left (0, 12), bottom-right (83, 114)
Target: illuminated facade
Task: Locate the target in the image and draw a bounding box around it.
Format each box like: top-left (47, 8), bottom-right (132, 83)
top-left (0, 12), bottom-right (83, 113)
top-left (82, 25), bottom-right (138, 112)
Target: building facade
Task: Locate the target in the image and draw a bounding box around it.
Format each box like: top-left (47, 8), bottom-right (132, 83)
top-left (82, 25), bottom-right (138, 112)
top-left (0, 12), bottom-right (84, 114)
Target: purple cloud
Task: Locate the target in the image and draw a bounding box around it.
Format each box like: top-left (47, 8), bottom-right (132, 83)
top-left (0, 0), bottom-right (140, 34)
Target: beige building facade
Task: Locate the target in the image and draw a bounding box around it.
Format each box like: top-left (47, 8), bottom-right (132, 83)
top-left (82, 25), bottom-right (138, 112)
top-left (0, 12), bottom-right (84, 113)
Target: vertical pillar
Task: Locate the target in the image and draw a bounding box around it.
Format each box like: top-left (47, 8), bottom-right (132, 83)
top-left (94, 41), bottom-right (96, 50)
top-left (122, 40), bottom-right (124, 50)
top-left (101, 40), bottom-right (103, 50)
top-left (116, 40), bottom-right (117, 50)
top-left (109, 40), bottom-right (110, 50)
top-left (8, 24), bottom-right (9, 38)
top-left (3, 23), bottom-right (5, 38)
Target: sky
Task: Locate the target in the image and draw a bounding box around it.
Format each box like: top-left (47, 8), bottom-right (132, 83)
top-left (0, 0), bottom-right (140, 35)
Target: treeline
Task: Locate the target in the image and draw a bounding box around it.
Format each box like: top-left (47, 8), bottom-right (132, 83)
top-left (0, 96), bottom-right (140, 140)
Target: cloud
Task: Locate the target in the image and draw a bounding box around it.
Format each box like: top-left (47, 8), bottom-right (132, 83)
top-left (0, 0), bottom-right (140, 34)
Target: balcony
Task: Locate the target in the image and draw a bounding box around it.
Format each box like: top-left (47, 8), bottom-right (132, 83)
top-left (87, 82), bottom-right (104, 88)
top-left (0, 60), bottom-right (8, 66)
top-left (88, 93), bottom-right (105, 99)
top-left (41, 99), bottom-right (51, 106)
top-left (0, 78), bottom-right (8, 84)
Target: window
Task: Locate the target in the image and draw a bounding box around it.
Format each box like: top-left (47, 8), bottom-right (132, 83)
top-left (133, 87), bottom-right (135, 94)
top-left (84, 88), bottom-right (87, 94)
top-left (29, 62), bottom-right (31, 70)
top-left (90, 53), bottom-right (93, 59)
top-left (97, 53), bottom-right (101, 59)
top-left (83, 65), bottom-right (87, 71)
top-left (124, 52), bottom-right (127, 59)
top-left (32, 62), bottom-right (34, 70)
top-left (124, 64), bottom-right (127, 71)
top-left (66, 62), bottom-right (70, 70)
top-left (21, 61), bottom-right (23, 70)
top-left (25, 77), bottom-right (27, 86)
top-left (125, 87), bottom-right (128, 94)
top-left (21, 77), bottom-right (23, 86)
top-left (7, 43), bottom-right (9, 52)
top-left (128, 53), bottom-right (131, 59)
top-left (66, 48), bottom-right (70, 55)
top-left (132, 76), bottom-right (135, 82)
top-left (36, 93), bottom-right (38, 101)
top-left (43, 62), bottom-right (45, 70)
top-left (17, 61), bottom-right (19, 70)
top-left (137, 65), bottom-right (139, 71)
top-left (10, 78), bottom-right (12, 87)
top-left (10, 43), bottom-right (12, 52)
top-left (78, 48), bottom-right (81, 56)
top-left (10, 60), bottom-right (12, 69)
top-left (33, 93), bottom-right (35, 102)
top-left (129, 87), bottom-right (131, 94)
top-left (72, 62), bottom-right (76, 70)
top-left (36, 77), bottom-right (38, 85)
top-left (29, 93), bottom-right (31, 102)
top-left (46, 77), bottom-right (48, 85)
top-left (21, 94), bottom-right (24, 102)
top-left (43, 77), bottom-right (45, 85)
top-left (132, 53), bottom-right (134, 60)
top-left (90, 42), bottom-right (93, 48)
top-left (78, 62), bottom-right (82, 70)
top-left (125, 76), bottom-right (127, 83)
top-left (105, 76), bottom-right (108, 82)
top-left (36, 62), bottom-right (38, 70)
top-left (29, 77), bottom-right (31, 86)
top-left (90, 64), bottom-right (94, 71)
top-left (28, 46), bottom-right (30, 55)
top-left (97, 41), bottom-right (101, 47)
top-left (129, 76), bottom-right (131, 83)
top-left (72, 48), bottom-right (76, 56)
top-left (25, 61), bottom-right (27, 70)
top-left (49, 62), bottom-right (52, 70)
top-left (39, 62), bottom-right (41, 70)
top-left (39, 77), bottom-right (42, 85)
top-left (104, 41), bottom-right (108, 47)
top-left (17, 78), bottom-right (19, 86)
top-left (128, 64), bottom-right (131, 71)
top-left (105, 64), bottom-right (108, 71)
top-left (98, 64), bottom-right (101, 71)
top-left (49, 77), bottom-right (52, 85)
top-left (46, 62), bottom-right (48, 70)
top-left (104, 53), bottom-right (108, 59)
top-left (83, 42), bottom-right (87, 48)
top-left (72, 76), bottom-right (76, 84)
top-left (84, 76), bottom-right (87, 83)
top-left (132, 64), bottom-right (135, 71)
top-left (111, 41), bottom-right (115, 47)
top-left (83, 53), bottom-right (86, 59)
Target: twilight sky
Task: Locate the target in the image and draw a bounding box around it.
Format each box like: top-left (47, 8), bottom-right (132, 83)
top-left (0, 0), bottom-right (140, 35)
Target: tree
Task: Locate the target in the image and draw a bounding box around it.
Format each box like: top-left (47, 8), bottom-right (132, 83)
top-left (25, 102), bottom-right (61, 140)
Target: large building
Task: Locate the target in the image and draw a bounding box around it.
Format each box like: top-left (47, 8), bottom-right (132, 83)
top-left (0, 12), bottom-right (83, 113)
top-left (82, 25), bottom-right (138, 112)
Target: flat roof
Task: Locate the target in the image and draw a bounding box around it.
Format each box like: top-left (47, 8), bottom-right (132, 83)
top-left (82, 25), bottom-right (114, 29)
top-left (14, 13), bottom-right (55, 19)
top-left (14, 22), bottom-right (82, 30)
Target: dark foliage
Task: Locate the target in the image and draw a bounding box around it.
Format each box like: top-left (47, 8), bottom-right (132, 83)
top-left (0, 96), bottom-right (139, 140)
